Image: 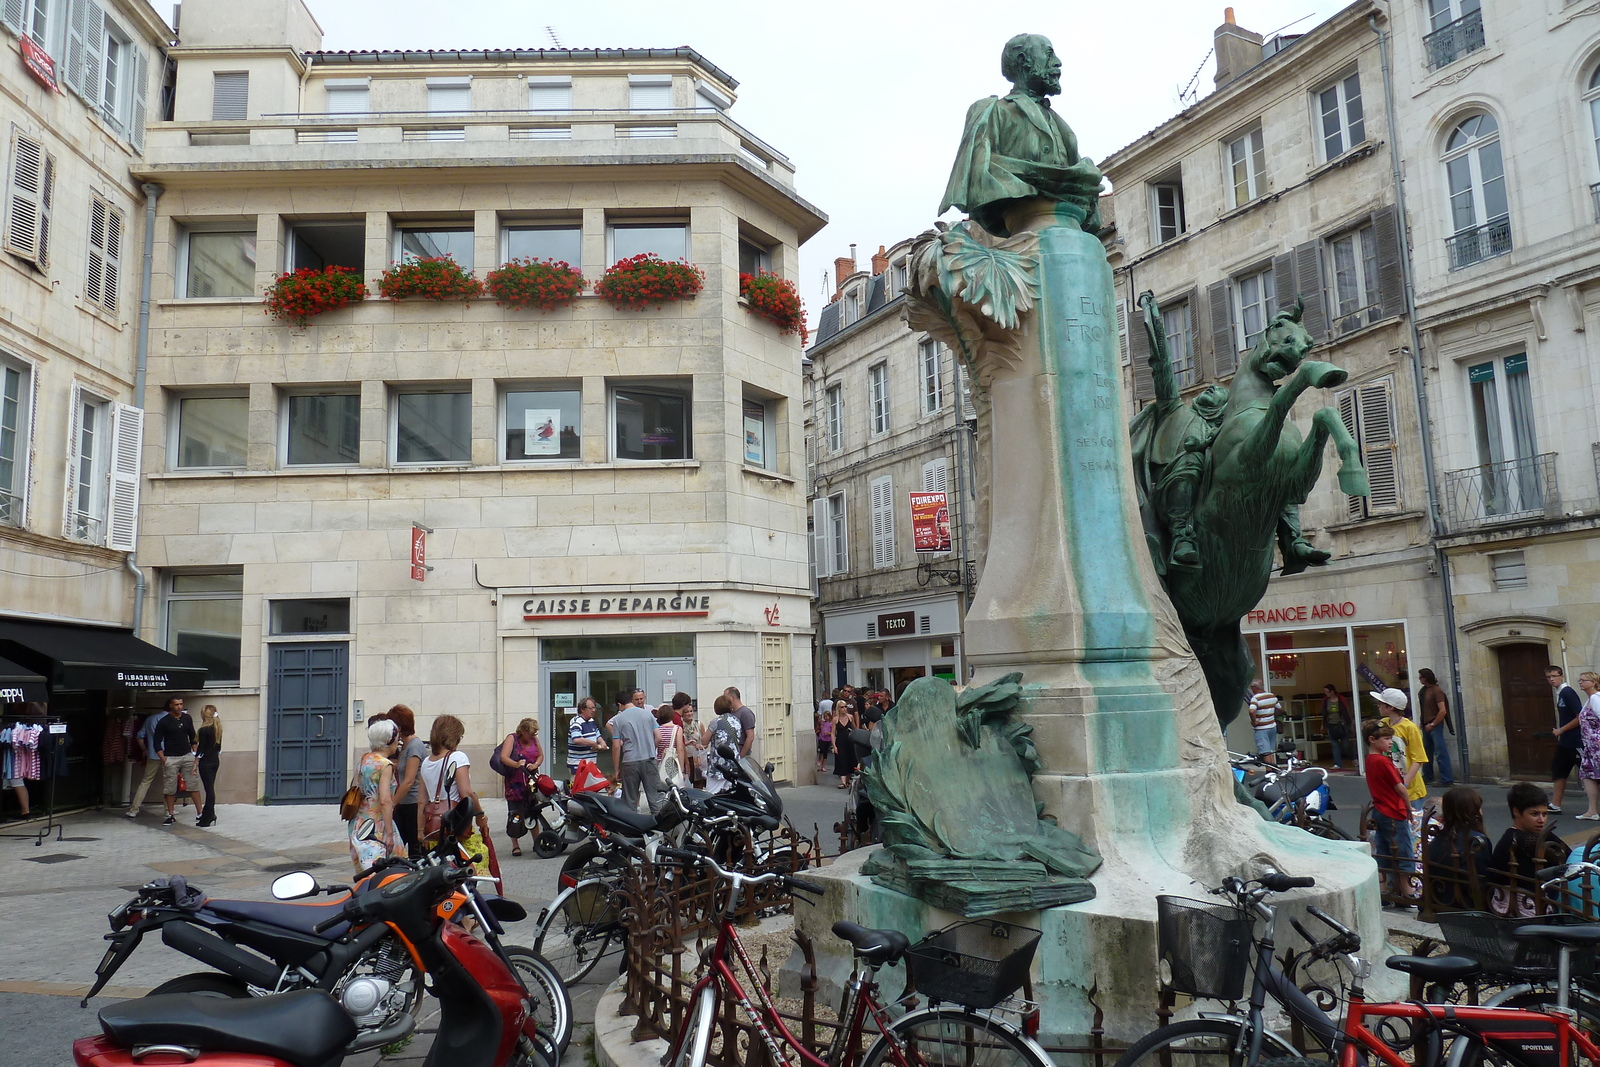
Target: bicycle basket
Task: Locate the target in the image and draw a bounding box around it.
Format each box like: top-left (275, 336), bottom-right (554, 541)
top-left (1157, 895), bottom-right (1253, 1000)
top-left (1436, 911), bottom-right (1597, 980)
top-left (905, 919), bottom-right (1042, 1009)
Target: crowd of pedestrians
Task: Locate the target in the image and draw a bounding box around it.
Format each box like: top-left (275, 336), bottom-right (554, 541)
top-left (124, 697), bottom-right (217, 827)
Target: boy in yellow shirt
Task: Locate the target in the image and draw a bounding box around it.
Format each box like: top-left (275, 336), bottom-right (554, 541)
top-left (1374, 687), bottom-right (1428, 807)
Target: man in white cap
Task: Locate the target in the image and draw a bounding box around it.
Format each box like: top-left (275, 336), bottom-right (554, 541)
top-left (1373, 687), bottom-right (1428, 809)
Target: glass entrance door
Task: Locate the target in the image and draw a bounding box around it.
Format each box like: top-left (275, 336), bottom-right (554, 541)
top-left (585, 668), bottom-right (637, 779)
top-left (547, 665), bottom-right (636, 779)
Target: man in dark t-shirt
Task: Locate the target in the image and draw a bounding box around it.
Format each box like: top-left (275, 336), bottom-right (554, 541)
top-left (725, 686), bottom-right (757, 760)
top-left (1548, 666), bottom-right (1584, 813)
top-left (153, 697), bottom-right (205, 825)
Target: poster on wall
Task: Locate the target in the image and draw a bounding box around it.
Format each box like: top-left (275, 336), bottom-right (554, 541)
top-left (523, 409), bottom-right (561, 456)
top-left (909, 491), bottom-right (951, 552)
top-left (743, 416), bottom-right (765, 465)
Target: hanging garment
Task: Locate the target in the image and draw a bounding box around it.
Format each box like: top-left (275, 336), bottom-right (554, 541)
top-left (11, 724), bottom-right (43, 780)
top-left (103, 717), bottom-right (129, 764)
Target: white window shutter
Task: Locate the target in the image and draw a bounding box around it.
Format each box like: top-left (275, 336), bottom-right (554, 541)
top-left (1, 0), bottom-right (23, 36)
top-left (5, 128), bottom-right (45, 266)
top-left (1336, 389), bottom-right (1364, 521)
top-left (835, 494), bottom-right (849, 573)
top-left (922, 457), bottom-right (949, 494)
top-left (62, 384), bottom-right (83, 536)
top-left (1357, 379), bottom-right (1401, 514)
top-left (871, 475), bottom-right (895, 568)
top-left (812, 497), bottom-right (831, 578)
top-left (85, 196), bottom-right (104, 306)
top-left (130, 46), bottom-right (150, 152)
top-left (80, 1), bottom-right (105, 107)
top-left (213, 71), bottom-right (248, 120)
top-left (1117, 298), bottom-right (1130, 367)
top-left (105, 403), bottom-right (142, 550)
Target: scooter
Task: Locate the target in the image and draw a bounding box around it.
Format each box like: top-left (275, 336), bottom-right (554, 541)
top-left (74, 805), bottom-right (557, 1067)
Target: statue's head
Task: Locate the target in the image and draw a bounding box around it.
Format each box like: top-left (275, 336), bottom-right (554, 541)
top-left (1247, 298), bottom-right (1314, 382)
top-left (1192, 385), bottom-right (1230, 422)
top-left (1001, 34), bottom-right (1061, 98)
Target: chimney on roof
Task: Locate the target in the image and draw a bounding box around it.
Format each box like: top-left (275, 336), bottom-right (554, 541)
top-left (870, 245), bottom-right (890, 276)
top-left (833, 250), bottom-right (857, 292)
top-left (1214, 7), bottom-right (1264, 88)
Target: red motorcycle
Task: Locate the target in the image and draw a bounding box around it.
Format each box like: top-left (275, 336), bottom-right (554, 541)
top-left (74, 825), bottom-right (556, 1067)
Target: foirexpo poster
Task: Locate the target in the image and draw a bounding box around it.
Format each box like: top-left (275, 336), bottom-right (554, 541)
top-left (524, 409), bottom-right (560, 456)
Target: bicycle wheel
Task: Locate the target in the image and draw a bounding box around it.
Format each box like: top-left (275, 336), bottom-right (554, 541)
top-left (503, 946), bottom-right (573, 1054)
top-left (1113, 1018), bottom-right (1302, 1067)
top-left (667, 985), bottom-right (717, 1067)
top-left (532, 879), bottom-right (623, 984)
top-left (862, 1007), bottom-right (1053, 1067)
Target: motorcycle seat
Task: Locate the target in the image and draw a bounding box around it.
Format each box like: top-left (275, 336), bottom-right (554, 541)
top-left (99, 988), bottom-right (356, 1067)
top-left (585, 793), bottom-right (659, 835)
top-left (207, 893), bottom-right (352, 937)
top-left (1258, 769), bottom-right (1325, 806)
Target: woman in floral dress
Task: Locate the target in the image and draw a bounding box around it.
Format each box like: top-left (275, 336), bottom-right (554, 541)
top-left (349, 718), bottom-right (404, 873)
top-left (1576, 672), bottom-right (1600, 820)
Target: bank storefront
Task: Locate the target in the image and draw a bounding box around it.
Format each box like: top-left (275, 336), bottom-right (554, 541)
top-left (499, 587), bottom-right (813, 784)
top-left (820, 593), bottom-right (965, 697)
top-left (1234, 555), bottom-right (1443, 773)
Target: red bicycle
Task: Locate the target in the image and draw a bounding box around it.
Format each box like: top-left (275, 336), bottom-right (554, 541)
top-left (648, 844), bottom-right (1055, 1067)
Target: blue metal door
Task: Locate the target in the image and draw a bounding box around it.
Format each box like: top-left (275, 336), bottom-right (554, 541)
top-left (267, 642), bottom-right (348, 803)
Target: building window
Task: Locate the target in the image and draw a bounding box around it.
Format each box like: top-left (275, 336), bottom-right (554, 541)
top-left (394, 390), bottom-right (470, 465)
top-left (890, 259), bottom-right (909, 297)
top-left (1162, 300), bottom-right (1196, 388)
top-left (868, 362), bottom-right (890, 436)
top-left (842, 289), bottom-right (862, 325)
top-left (284, 393), bottom-right (360, 466)
top-left (738, 238), bottom-right (770, 277)
top-left (85, 194), bottom-right (123, 314)
top-left (397, 227), bottom-right (473, 270)
top-left (613, 380), bottom-right (691, 461)
top-left (870, 475), bottom-right (896, 568)
top-left (1588, 64), bottom-right (1600, 221)
top-left (0, 358), bottom-right (31, 525)
top-left (183, 229), bottom-right (256, 298)
top-left (270, 598), bottom-right (351, 636)
top-left (629, 75), bottom-right (672, 110)
top-left (164, 571), bottom-right (243, 686)
top-left (1234, 268), bottom-right (1276, 350)
top-left (505, 224), bottom-right (581, 266)
top-left (919, 340), bottom-right (943, 415)
top-left (503, 385), bottom-right (580, 461)
top-left (1335, 377), bottom-right (1401, 520)
top-left (175, 396), bottom-right (248, 469)
top-left (1325, 224), bottom-right (1380, 333)
top-left (1443, 112), bottom-right (1510, 269)
top-left (1467, 355), bottom-right (1541, 516)
top-left (528, 76), bottom-right (571, 111)
top-left (1490, 550), bottom-right (1528, 590)
top-left (825, 383), bottom-right (844, 453)
top-left (324, 80), bottom-right (369, 114)
top-left (695, 80), bottom-right (730, 111)
top-left (742, 395), bottom-right (775, 468)
top-left (68, 389), bottom-right (110, 541)
top-left (211, 71), bottom-right (248, 120)
top-left (1317, 72), bottom-right (1365, 160)
top-left (427, 78), bottom-right (471, 113)
top-left (5, 126), bottom-right (54, 270)
top-left (287, 221), bottom-right (363, 271)
top-left (1150, 178), bottom-right (1186, 243)
top-left (1425, 0), bottom-right (1485, 70)
top-left (814, 491), bottom-right (848, 577)
top-left (608, 222), bottom-right (687, 264)
top-left (1226, 126), bottom-right (1266, 207)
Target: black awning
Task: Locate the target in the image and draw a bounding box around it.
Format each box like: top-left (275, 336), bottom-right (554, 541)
top-left (0, 653), bottom-right (47, 703)
top-left (0, 618), bottom-right (209, 692)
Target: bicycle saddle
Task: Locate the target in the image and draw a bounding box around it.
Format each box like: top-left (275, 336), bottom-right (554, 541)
top-left (832, 921), bottom-right (910, 966)
top-left (1385, 955), bottom-right (1481, 982)
top-left (1514, 924), bottom-right (1600, 947)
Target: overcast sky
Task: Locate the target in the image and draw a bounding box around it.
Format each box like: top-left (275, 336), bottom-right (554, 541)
top-left (180, 0), bottom-right (1349, 320)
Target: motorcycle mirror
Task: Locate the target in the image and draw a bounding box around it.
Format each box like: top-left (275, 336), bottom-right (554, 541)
top-left (271, 871), bottom-right (319, 900)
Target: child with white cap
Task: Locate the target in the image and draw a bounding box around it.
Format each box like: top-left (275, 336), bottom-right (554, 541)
top-left (1373, 687), bottom-right (1428, 809)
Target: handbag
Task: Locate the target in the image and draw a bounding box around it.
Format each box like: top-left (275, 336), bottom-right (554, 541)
top-left (489, 735), bottom-right (512, 777)
top-left (338, 771), bottom-right (362, 821)
top-left (657, 723), bottom-right (684, 787)
top-left (421, 755), bottom-right (458, 840)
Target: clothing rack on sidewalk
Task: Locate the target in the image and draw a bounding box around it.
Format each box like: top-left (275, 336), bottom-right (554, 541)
top-left (0, 713), bottom-right (66, 845)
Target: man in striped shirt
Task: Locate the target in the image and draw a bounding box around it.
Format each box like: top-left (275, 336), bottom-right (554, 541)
top-left (1248, 682), bottom-right (1282, 766)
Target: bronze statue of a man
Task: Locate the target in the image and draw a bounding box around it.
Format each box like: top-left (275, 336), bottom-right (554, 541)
top-left (941, 33), bottom-right (1104, 237)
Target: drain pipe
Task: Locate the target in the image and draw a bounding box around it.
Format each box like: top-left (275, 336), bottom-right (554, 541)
top-left (127, 181), bottom-right (164, 637)
top-left (1370, 12), bottom-right (1470, 777)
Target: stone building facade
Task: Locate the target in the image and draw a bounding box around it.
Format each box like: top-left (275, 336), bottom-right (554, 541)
top-left (0, 1), bottom-right (202, 816)
top-left (803, 243), bottom-right (977, 701)
top-left (1101, 2), bottom-right (1444, 767)
top-left (130, 0), bottom-right (825, 801)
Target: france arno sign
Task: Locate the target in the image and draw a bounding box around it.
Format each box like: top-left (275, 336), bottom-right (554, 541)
top-left (522, 592), bottom-right (712, 620)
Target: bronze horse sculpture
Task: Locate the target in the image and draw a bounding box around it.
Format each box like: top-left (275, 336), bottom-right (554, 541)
top-left (1129, 291), bottom-right (1369, 728)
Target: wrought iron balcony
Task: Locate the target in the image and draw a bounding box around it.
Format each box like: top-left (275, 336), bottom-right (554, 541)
top-left (1441, 452), bottom-right (1560, 532)
top-left (0, 491), bottom-right (18, 526)
top-left (1424, 8), bottom-right (1486, 70)
top-left (1446, 215), bottom-right (1512, 271)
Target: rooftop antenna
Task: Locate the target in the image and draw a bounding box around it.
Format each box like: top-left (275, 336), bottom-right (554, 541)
top-left (545, 25), bottom-right (563, 48)
top-left (1176, 47), bottom-right (1212, 109)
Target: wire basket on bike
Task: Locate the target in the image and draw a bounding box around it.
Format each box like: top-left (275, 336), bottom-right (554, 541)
top-left (1436, 911), bottom-right (1598, 980)
top-left (905, 919), bottom-right (1041, 1009)
top-left (1157, 895), bottom-right (1253, 1000)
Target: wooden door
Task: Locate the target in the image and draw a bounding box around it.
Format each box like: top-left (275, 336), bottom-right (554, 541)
top-left (266, 643), bottom-right (348, 802)
top-left (1498, 642), bottom-right (1553, 778)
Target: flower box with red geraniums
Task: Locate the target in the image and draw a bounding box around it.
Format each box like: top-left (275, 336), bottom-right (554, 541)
top-left (263, 266), bottom-right (368, 327)
top-left (739, 271), bottom-right (809, 342)
top-left (593, 253), bottom-right (705, 311)
top-left (377, 257), bottom-right (483, 302)
top-left (484, 258), bottom-right (587, 312)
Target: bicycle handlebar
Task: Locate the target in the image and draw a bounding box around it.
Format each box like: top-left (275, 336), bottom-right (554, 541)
top-left (1261, 873), bottom-right (1317, 892)
top-left (650, 843), bottom-right (823, 895)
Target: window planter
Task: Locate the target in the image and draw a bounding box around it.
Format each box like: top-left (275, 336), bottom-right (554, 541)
top-left (377, 257), bottom-right (482, 302)
top-left (594, 254), bottom-right (704, 310)
top-left (263, 266), bottom-right (368, 327)
top-left (739, 271), bottom-right (808, 342)
top-left (485, 258), bottom-right (587, 312)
